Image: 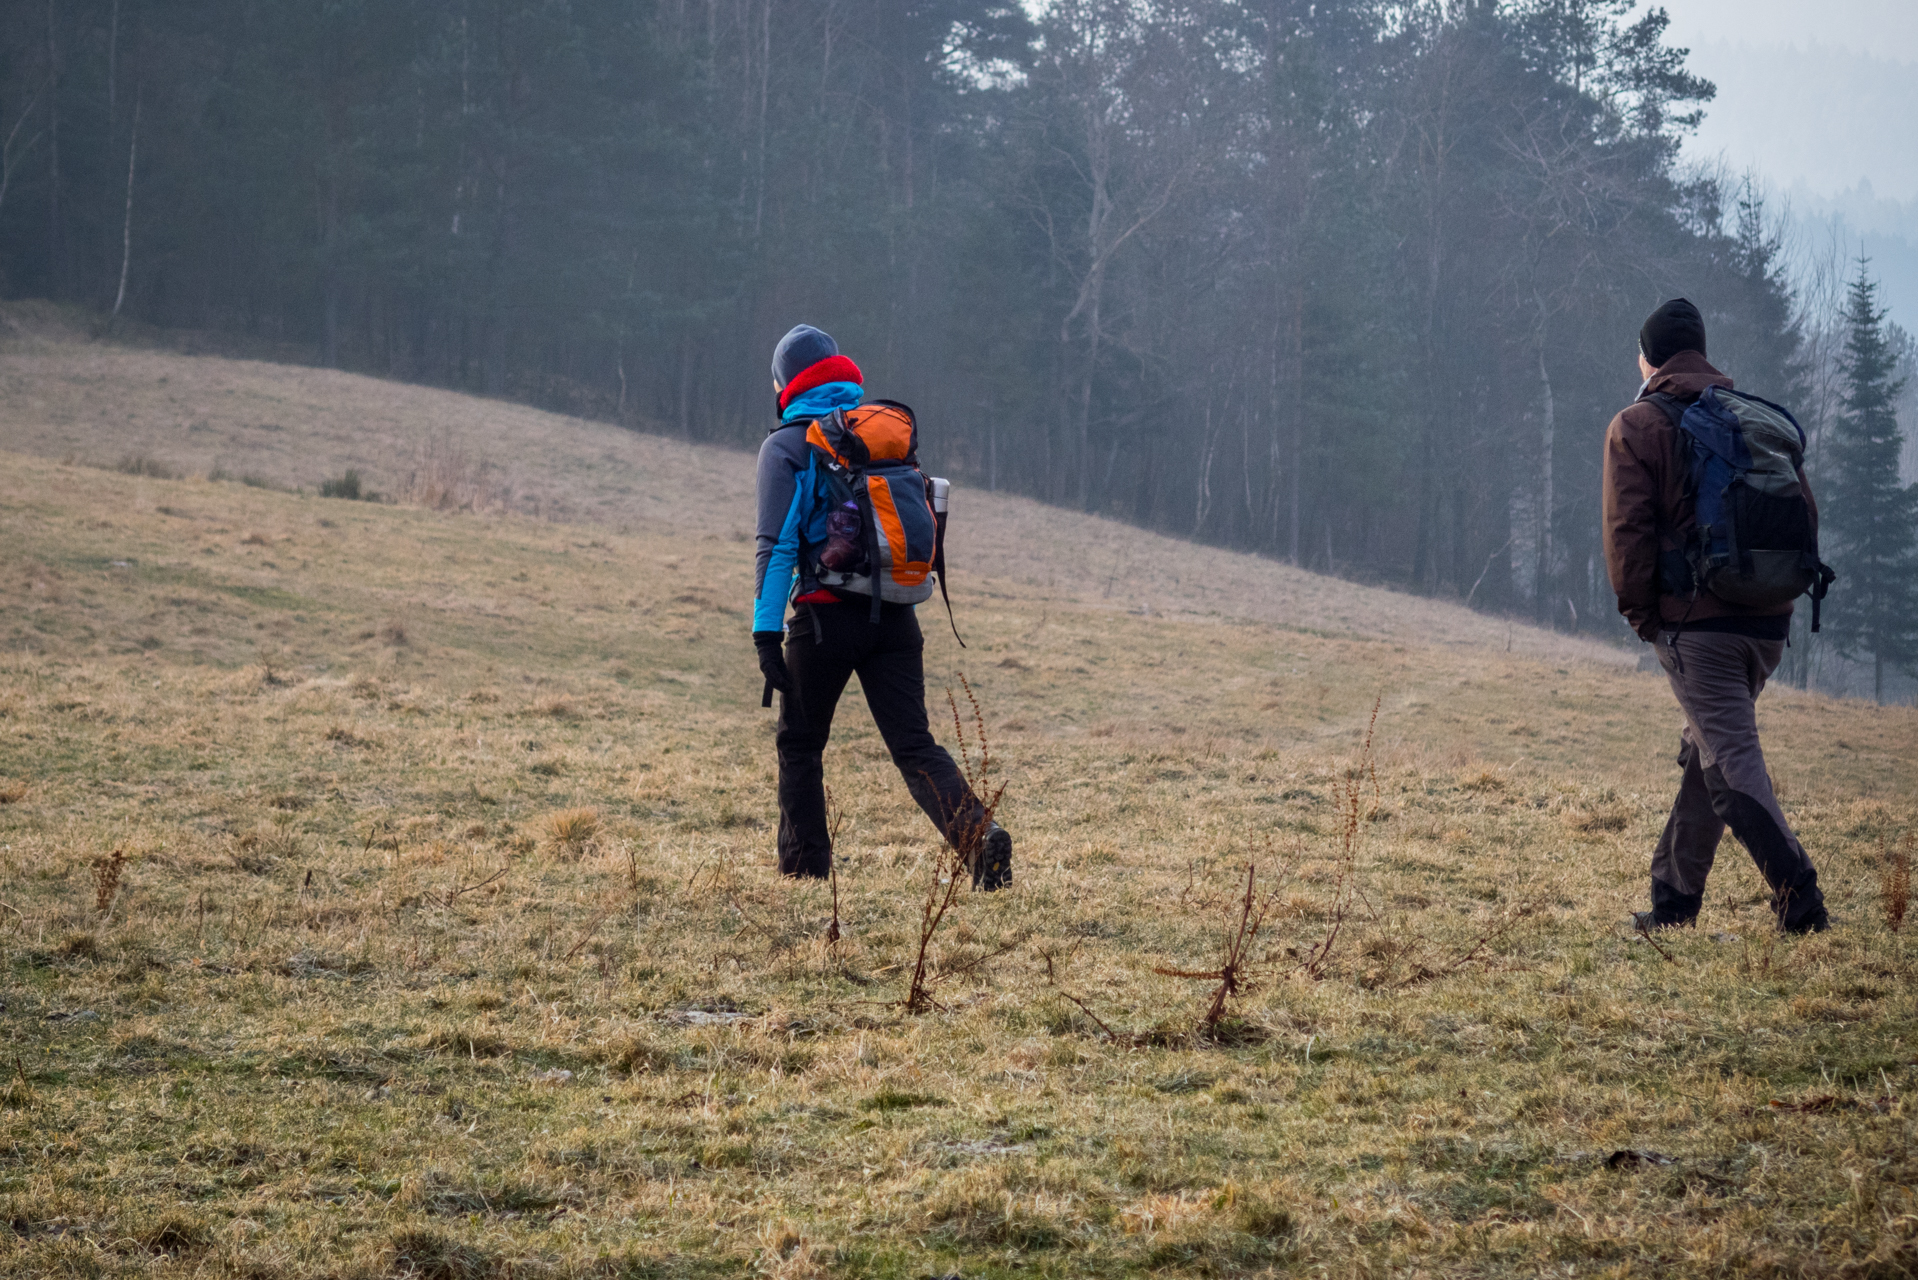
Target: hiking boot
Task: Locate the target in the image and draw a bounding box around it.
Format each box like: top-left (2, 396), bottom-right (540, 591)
top-left (1776, 876), bottom-right (1828, 935)
top-left (970, 823), bottom-right (1012, 892)
top-left (1649, 878), bottom-right (1701, 929)
top-left (1629, 911), bottom-right (1690, 933)
top-left (1782, 905), bottom-right (1830, 935)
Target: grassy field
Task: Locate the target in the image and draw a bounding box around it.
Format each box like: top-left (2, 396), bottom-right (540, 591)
top-left (2, 317), bottom-right (1916, 1278)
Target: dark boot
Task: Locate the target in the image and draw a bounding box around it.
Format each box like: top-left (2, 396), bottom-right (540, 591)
top-left (968, 823), bottom-right (1012, 892)
top-left (1650, 877), bottom-right (1702, 928)
top-left (1777, 868), bottom-right (1829, 934)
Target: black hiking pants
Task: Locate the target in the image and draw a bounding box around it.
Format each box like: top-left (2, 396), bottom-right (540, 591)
top-left (774, 599), bottom-right (986, 878)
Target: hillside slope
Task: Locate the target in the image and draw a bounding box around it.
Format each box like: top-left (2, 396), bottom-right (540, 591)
top-left (2, 312), bottom-right (1915, 1280)
top-left (1, 304), bottom-right (1623, 665)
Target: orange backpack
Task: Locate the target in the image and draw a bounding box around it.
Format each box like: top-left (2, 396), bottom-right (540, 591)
top-left (805, 401), bottom-right (962, 643)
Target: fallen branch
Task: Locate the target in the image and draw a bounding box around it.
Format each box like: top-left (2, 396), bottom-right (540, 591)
top-left (564, 895), bottom-right (631, 960)
top-left (432, 865), bottom-right (508, 907)
top-left (1394, 897), bottom-right (1540, 988)
top-left (1062, 992), bottom-right (1124, 1044)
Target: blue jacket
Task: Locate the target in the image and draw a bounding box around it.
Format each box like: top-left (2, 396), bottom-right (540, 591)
top-left (754, 420), bottom-right (834, 633)
top-left (755, 382), bottom-right (874, 631)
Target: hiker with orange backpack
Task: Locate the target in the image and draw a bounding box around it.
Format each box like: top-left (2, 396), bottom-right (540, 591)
top-left (752, 324), bottom-right (1012, 889)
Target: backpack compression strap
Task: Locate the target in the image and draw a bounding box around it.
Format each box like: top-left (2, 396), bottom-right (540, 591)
top-left (932, 508), bottom-right (965, 648)
top-left (1809, 560), bottom-right (1835, 633)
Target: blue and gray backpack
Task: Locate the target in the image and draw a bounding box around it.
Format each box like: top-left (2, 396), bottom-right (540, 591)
top-left (1650, 388), bottom-right (1836, 631)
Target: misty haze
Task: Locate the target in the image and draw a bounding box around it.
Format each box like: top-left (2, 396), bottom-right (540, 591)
top-left (1, 3), bottom-right (1915, 1278)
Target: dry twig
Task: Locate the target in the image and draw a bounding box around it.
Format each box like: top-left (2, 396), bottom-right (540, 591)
top-left (1635, 917), bottom-right (1677, 964)
top-left (1303, 698), bottom-right (1380, 978)
top-left (430, 864), bottom-right (509, 908)
top-left (901, 675), bottom-right (1006, 1015)
top-left (825, 786), bottom-right (846, 954)
top-left (1395, 896), bottom-right (1541, 988)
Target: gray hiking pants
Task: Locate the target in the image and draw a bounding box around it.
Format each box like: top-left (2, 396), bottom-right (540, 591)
top-left (1650, 630), bottom-right (1825, 930)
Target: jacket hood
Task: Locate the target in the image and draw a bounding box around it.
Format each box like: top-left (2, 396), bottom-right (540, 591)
top-left (1640, 349), bottom-right (1733, 401)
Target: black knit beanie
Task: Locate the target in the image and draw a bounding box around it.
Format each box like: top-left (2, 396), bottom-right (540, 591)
top-left (1639, 298), bottom-right (1706, 368)
top-left (771, 324), bottom-right (838, 388)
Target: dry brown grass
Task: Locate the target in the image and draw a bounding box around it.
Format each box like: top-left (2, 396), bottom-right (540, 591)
top-left (0, 330), bottom-right (1914, 1278)
top-left (540, 806), bottom-right (602, 859)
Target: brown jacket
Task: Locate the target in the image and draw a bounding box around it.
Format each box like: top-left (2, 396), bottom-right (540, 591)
top-left (1601, 350), bottom-right (1817, 640)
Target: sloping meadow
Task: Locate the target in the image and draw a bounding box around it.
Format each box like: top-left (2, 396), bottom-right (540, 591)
top-left (1, 447), bottom-right (1915, 1278)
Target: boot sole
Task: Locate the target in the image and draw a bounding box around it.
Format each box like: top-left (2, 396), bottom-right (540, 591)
top-left (973, 829), bottom-right (1012, 892)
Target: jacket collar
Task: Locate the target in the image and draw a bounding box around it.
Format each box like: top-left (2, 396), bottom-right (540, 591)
top-left (1638, 349), bottom-right (1734, 402)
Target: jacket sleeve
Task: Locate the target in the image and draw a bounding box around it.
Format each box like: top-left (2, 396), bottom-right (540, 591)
top-left (753, 432), bottom-right (810, 633)
top-left (1602, 408), bottom-right (1661, 641)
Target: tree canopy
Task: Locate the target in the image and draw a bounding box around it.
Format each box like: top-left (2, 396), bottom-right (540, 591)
top-left (2, 0), bottom-right (1825, 629)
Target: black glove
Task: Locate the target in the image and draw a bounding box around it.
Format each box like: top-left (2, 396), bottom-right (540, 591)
top-left (754, 631), bottom-right (791, 704)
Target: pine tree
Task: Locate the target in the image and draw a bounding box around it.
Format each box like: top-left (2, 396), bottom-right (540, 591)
top-left (1820, 262), bottom-right (1918, 703)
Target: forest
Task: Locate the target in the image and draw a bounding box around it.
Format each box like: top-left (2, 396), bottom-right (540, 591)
top-left (1, 0), bottom-right (1910, 662)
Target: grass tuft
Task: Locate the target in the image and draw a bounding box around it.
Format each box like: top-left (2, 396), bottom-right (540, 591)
top-left (540, 807), bottom-right (601, 858)
top-left (420, 1028), bottom-right (514, 1059)
top-left (383, 1228), bottom-right (496, 1280)
top-left (133, 1214), bottom-right (212, 1256)
top-left (1568, 805), bottom-right (1632, 833)
top-left (1232, 1197), bottom-right (1295, 1239)
top-left (859, 1089), bottom-right (947, 1112)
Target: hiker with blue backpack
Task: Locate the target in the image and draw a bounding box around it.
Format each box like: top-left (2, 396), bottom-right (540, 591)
top-left (752, 324), bottom-right (1013, 890)
top-left (1603, 298), bottom-right (1834, 934)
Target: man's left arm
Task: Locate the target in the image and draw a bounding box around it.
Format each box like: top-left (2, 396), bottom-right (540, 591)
top-left (1602, 411), bottom-right (1662, 640)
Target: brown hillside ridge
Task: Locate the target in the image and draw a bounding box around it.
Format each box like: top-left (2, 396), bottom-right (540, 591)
top-left (1, 300), bottom-right (1619, 666)
top-left (0, 316), bottom-right (1913, 1278)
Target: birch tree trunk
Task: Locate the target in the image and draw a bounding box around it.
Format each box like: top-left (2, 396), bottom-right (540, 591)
top-left (111, 89), bottom-right (140, 320)
top-left (1533, 330), bottom-right (1555, 623)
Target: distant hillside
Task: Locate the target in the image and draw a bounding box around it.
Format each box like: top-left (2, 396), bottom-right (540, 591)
top-left (0, 302), bottom-right (1626, 667)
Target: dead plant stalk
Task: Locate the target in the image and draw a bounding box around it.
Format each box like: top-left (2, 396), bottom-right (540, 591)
top-left (902, 676), bottom-right (1005, 1015)
top-left (1303, 696), bottom-right (1380, 979)
top-left (1154, 862), bottom-right (1277, 1032)
top-left (92, 849), bottom-right (127, 918)
top-left (1883, 835), bottom-right (1911, 934)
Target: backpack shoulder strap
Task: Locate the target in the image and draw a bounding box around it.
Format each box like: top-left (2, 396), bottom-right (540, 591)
top-left (1646, 392), bottom-right (1706, 512)
top-left (1646, 392), bottom-right (1686, 429)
